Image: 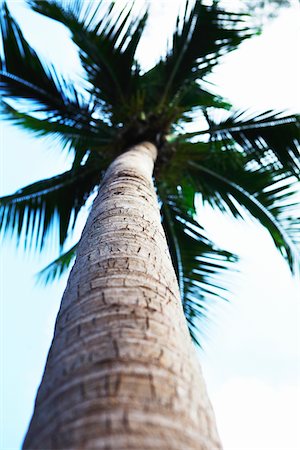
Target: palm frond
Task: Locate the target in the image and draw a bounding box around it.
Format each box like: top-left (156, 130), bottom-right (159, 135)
top-left (256, 175), bottom-right (300, 251)
top-left (178, 81), bottom-right (232, 112)
top-left (0, 2), bottom-right (115, 164)
top-left (27, 0), bottom-right (148, 115)
top-left (144, 1), bottom-right (256, 108)
top-left (37, 243), bottom-right (78, 284)
top-left (208, 110), bottom-right (300, 178)
top-left (187, 158), bottom-right (300, 273)
top-left (160, 189), bottom-right (236, 346)
top-left (1, 100), bottom-right (114, 166)
top-left (0, 156), bottom-right (103, 250)
top-left (0, 1), bottom-right (88, 118)
top-left (162, 137), bottom-right (299, 272)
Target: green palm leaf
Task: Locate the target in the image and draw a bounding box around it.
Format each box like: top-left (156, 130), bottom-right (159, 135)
top-left (178, 81), bottom-right (232, 113)
top-left (187, 159), bottom-right (300, 273)
top-left (27, 0), bottom-right (148, 116)
top-left (160, 191), bottom-right (236, 346)
top-left (0, 156), bottom-right (102, 249)
top-left (37, 243), bottom-right (78, 284)
top-left (143, 1), bottom-right (256, 109)
top-left (208, 110), bottom-right (300, 178)
top-left (0, 2), bottom-right (87, 118)
top-left (0, 3), bottom-right (116, 166)
top-left (162, 137), bottom-right (299, 272)
top-left (1, 100), bottom-right (114, 166)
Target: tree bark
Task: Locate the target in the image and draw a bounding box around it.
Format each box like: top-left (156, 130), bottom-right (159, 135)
top-left (23, 142), bottom-right (222, 450)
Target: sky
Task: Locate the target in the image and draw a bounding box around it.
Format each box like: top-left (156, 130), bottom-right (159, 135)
top-left (1, 1), bottom-right (300, 449)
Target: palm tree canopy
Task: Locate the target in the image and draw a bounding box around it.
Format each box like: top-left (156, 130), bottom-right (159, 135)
top-left (1, 0), bottom-right (299, 345)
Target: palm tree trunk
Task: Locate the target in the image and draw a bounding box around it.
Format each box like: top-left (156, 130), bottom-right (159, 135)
top-left (23, 142), bottom-right (222, 450)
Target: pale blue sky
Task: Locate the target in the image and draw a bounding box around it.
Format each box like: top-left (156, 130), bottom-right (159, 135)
top-left (1, 1), bottom-right (300, 449)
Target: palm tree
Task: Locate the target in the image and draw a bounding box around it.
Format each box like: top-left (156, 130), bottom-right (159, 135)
top-left (1, 0), bottom-right (299, 448)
